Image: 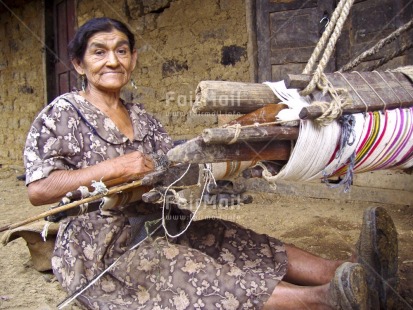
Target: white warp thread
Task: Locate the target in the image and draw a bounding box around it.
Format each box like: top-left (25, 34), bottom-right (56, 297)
top-left (262, 119), bottom-right (342, 183)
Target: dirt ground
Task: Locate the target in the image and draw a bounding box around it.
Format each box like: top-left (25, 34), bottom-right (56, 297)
top-left (0, 166), bottom-right (412, 309)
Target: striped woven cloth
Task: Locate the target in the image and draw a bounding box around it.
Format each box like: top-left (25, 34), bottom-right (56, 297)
top-left (331, 107), bottom-right (413, 177)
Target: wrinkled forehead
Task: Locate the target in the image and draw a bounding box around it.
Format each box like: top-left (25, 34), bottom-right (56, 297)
top-left (86, 30), bottom-right (130, 48)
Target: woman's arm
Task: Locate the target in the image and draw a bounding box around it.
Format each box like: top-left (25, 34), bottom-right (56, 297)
top-left (27, 151), bottom-right (154, 206)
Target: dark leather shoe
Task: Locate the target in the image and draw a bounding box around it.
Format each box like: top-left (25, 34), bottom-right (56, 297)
top-left (329, 262), bottom-right (368, 310)
top-left (355, 206), bottom-right (398, 309)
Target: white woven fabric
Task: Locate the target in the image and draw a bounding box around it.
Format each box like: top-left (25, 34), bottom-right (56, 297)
top-left (263, 119), bottom-right (341, 183)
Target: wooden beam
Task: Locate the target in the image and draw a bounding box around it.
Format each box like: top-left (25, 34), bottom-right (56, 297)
top-left (167, 137), bottom-right (291, 164)
top-left (202, 125), bottom-right (299, 144)
top-left (286, 71), bottom-right (413, 120)
top-left (193, 80), bottom-right (280, 114)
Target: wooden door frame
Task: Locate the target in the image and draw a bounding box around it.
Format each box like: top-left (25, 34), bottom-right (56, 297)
top-left (245, 0), bottom-right (259, 83)
top-left (44, 0), bottom-right (77, 103)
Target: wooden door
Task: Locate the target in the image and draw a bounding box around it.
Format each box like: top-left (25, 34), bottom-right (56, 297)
top-left (336, 0), bottom-right (413, 70)
top-left (256, 0), bottom-right (336, 82)
top-left (255, 0), bottom-right (413, 83)
top-left (54, 0), bottom-right (77, 96)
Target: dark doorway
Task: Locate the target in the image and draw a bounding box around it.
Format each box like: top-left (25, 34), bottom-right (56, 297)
top-left (45, 0), bottom-right (76, 102)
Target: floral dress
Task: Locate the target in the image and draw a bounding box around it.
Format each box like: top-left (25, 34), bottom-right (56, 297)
top-left (24, 92), bottom-right (288, 309)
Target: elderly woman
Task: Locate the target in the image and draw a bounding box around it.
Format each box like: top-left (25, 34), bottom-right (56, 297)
top-left (24, 17), bottom-right (397, 309)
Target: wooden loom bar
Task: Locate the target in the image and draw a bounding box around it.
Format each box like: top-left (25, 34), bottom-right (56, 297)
top-left (193, 71), bottom-right (413, 117)
top-left (167, 136), bottom-right (291, 164)
top-left (202, 125), bottom-right (299, 144)
top-left (193, 80), bottom-right (281, 114)
top-left (286, 71), bottom-right (413, 120)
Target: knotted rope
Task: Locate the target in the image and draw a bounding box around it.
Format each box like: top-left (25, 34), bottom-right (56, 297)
top-left (309, 74), bottom-right (353, 126)
top-left (301, 0), bottom-right (355, 96)
top-left (298, 0), bottom-right (355, 125)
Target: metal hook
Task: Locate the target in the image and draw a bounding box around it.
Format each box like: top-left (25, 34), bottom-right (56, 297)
top-left (320, 16), bottom-right (330, 28)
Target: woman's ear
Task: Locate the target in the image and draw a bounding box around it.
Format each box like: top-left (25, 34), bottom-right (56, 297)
top-left (72, 58), bottom-right (85, 75)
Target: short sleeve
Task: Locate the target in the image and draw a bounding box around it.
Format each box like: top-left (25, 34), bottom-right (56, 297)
top-left (24, 96), bottom-right (84, 185)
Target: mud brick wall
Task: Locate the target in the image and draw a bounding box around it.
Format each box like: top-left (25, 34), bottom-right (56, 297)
top-left (0, 1), bottom-right (46, 165)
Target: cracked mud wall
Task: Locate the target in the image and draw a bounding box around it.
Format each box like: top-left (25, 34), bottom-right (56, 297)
top-left (0, 1), bottom-right (46, 165)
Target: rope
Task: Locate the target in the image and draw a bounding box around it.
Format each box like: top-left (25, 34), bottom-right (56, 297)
top-left (301, 0), bottom-right (355, 96)
top-left (161, 164), bottom-right (212, 239)
top-left (339, 19), bottom-right (413, 72)
top-left (365, 40), bottom-right (413, 72)
top-left (227, 123), bottom-right (242, 144)
top-left (303, 0), bottom-right (349, 74)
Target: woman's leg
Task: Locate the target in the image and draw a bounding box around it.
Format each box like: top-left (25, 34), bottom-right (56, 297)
top-left (282, 244), bottom-right (346, 286)
top-left (262, 282), bottom-right (332, 310)
top-left (264, 262), bottom-right (369, 310)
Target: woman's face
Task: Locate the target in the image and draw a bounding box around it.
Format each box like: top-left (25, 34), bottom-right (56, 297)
top-left (73, 29), bottom-right (137, 92)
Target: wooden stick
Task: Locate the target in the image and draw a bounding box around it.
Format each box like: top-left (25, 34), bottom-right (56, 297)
top-left (285, 74), bottom-right (312, 89)
top-left (202, 125), bottom-right (299, 144)
top-left (193, 80), bottom-right (281, 114)
top-left (167, 136), bottom-right (291, 164)
top-left (0, 180), bottom-right (147, 233)
top-left (0, 163), bottom-right (201, 233)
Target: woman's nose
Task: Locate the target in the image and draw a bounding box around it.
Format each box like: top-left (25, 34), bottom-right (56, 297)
top-left (107, 51), bottom-right (119, 66)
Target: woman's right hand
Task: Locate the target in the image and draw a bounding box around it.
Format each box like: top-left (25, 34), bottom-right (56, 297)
top-left (109, 151), bottom-right (155, 178)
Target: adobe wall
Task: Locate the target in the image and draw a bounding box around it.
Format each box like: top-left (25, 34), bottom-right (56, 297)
top-left (0, 1), bottom-right (46, 165)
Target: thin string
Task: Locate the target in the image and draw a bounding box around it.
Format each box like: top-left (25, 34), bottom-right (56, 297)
top-left (161, 164), bottom-right (212, 239)
top-left (57, 223), bottom-right (162, 309)
top-left (41, 221), bottom-right (52, 242)
top-left (352, 71), bottom-right (388, 111)
top-left (227, 123), bottom-right (242, 144)
top-left (373, 71), bottom-right (403, 109)
top-left (336, 72), bottom-right (369, 113)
